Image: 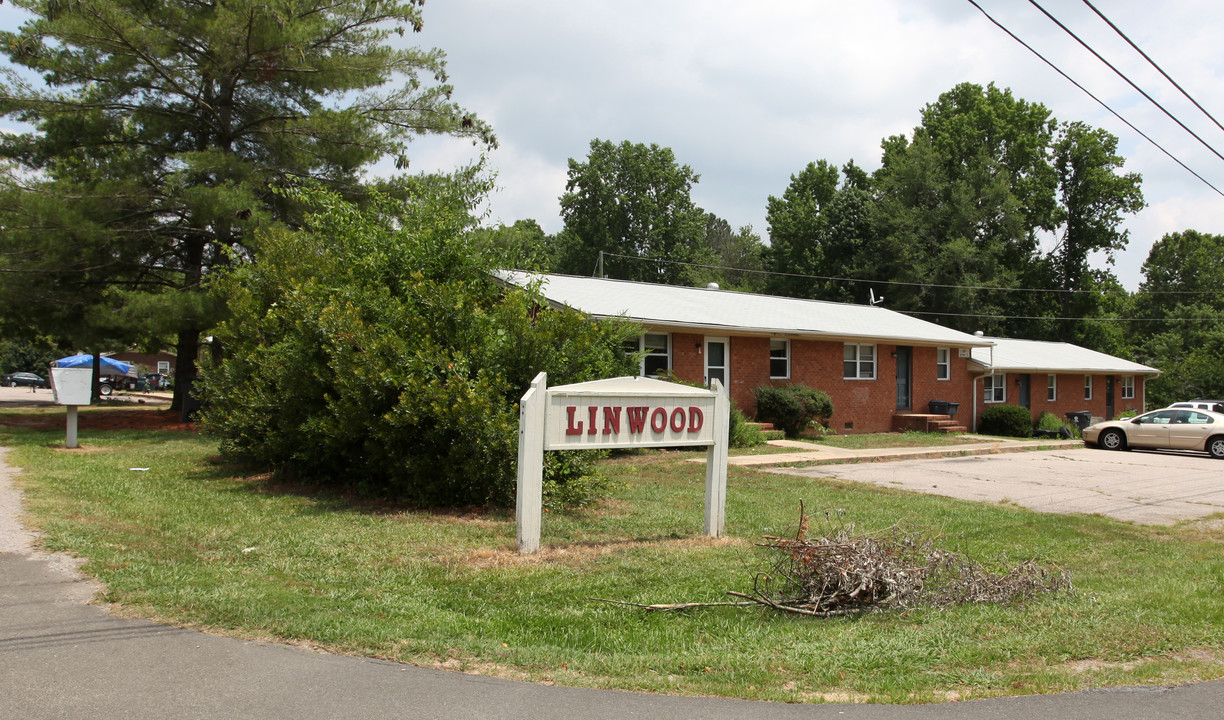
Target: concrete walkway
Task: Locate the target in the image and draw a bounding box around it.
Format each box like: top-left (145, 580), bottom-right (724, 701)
top-left (3, 447), bottom-right (1223, 718)
top-left (725, 436), bottom-right (1084, 467)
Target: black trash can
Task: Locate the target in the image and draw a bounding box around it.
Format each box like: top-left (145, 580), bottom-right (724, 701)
top-left (1065, 411), bottom-right (1092, 432)
top-left (928, 400), bottom-right (960, 417)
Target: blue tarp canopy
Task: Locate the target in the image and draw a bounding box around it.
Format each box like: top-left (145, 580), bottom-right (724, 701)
top-left (54, 354), bottom-right (135, 377)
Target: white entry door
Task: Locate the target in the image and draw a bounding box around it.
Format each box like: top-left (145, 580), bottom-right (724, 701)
top-left (705, 337), bottom-right (729, 389)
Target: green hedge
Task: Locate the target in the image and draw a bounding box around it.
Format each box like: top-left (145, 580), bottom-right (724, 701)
top-left (978, 404), bottom-right (1033, 438)
top-left (752, 383), bottom-right (834, 437)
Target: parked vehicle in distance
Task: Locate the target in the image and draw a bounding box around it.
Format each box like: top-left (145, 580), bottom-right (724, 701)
top-left (1084, 407), bottom-right (1224, 459)
top-left (1169, 399), bottom-right (1224, 413)
top-left (97, 372), bottom-right (167, 393)
top-left (2, 372), bottom-right (49, 388)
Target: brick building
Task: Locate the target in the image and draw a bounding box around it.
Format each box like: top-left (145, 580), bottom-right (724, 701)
top-left (968, 337), bottom-right (1159, 428)
top-left (500, 272), bottom-right (1164, 434)
top-left (499, 272), bottom-right (997, 433)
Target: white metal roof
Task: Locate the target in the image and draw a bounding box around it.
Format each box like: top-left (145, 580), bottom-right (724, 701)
top-left (497, 271), bottom-right (993, 347)
top-left (969, 336), bottom-right (1160, 375)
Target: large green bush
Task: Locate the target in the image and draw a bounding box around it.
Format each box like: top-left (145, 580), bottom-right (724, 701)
top-left (752, 383), bottom-right (834, 437)
top-left (978, 404), bottom-right (1033, 438)
top-left (199, 180), bottom-right (636, 507)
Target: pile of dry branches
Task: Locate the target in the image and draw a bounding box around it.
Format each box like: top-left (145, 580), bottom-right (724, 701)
top-left (736, 503), bottom-right (1073, 616)
top-left (595, 503), bottom-right (1072, 617)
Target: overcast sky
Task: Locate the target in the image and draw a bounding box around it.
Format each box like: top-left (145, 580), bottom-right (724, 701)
top-left (3, 1), bottom-right (1221, 291)
top-left (401, 0), bottom-right (1224, 291)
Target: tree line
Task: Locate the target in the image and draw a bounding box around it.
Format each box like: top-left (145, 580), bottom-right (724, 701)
top-left (477, 84), bottom-right (1221, 408)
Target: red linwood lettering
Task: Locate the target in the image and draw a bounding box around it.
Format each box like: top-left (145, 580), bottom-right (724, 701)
top-left (565, 406), bottom-right (583, 435)
top-left (687, 406), bottom-right (704, 432)
top-left (670, 407), bottom-right (686, 432)
top-left (602, 406), bottom-right (621, 435)
top-left (650, 407), bottom-right (667, 433)
top-left (627, 407), bottom-right (649, 433)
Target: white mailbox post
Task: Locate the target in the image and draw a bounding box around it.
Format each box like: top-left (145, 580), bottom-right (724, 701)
top-left (50, 367), bottom-right (94, 449)
top-left (516, 373), bottom-right (729, 554)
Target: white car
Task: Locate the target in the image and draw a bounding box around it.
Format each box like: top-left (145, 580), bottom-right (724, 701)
top-left (1084, 408), bottom-right (1224, 459)
top-left (1169, 400), bottom-right (1224, 413)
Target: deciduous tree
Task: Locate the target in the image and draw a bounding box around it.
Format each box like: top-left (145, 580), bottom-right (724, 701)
top-left (555, 139), bottom-right (711, 285)
top-left (1131, 230), bottom-right (1224, 405)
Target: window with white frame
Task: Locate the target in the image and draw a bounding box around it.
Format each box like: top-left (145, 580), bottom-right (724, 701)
top-left (769, 339), bottom-right (790, 379)
top-left (624, 333), bottom-right (671, 377)
top-left (1121, 375), bottom-right (1135, 399)
top-left (1084, 374), bottom-right (1093, 400)
top-left (984, 374), bottom-right (1006, 403)
top-left (1047, 374), bottom-right (1057, 402)
top-left (843, 343), bottom-right (875, 380)
top-left (157, 361), bottom-right (171, 374)
top-left (936, 347), bottom-right (950, 380)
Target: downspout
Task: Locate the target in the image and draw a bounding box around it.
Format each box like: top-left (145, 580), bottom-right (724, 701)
top-left (972, 343), bottom-right (993, 433)
top-left (972, 375), bottom-right (978, 432)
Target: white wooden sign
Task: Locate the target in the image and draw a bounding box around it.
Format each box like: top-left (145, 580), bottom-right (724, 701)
top-left (517, 374), bottom-right (729, 554)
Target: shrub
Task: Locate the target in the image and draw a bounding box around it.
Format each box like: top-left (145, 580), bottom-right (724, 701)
top-left (753, 383), bottom-right (834, 438)
top-left (199, 181), bottom-right (637, 508)
top-left (729, 402), bottom-right (765, 448)
top-left (979, 404), bottom-right (1033, 438)
top-left (1035, 411), bottom-right (1064, 432)
top-left (1035, 411), bottom-right (1075, 438)
top-left (542, 450), bottom-right (614, 509)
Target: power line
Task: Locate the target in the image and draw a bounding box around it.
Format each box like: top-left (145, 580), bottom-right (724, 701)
top-left (596, 251), bottom-right (1221, 296)
top-left (1080, 0), bottom-right (1224, 139)
top-left (897, 309), bottom-right (1224, 323)
top-left (964, 0), bottom-right (1224, 198)
top-left (1028, 0), bottom-right (1224, 166)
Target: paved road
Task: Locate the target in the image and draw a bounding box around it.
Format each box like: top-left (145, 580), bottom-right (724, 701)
top-left (3, 448), bottom-right (1224, 718)
top-left (0, 385), bottom-right (172, 406)
top-left (768, 447), bottom-right (1224, 526)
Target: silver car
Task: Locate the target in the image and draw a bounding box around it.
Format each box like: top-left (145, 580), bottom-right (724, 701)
top-left (1084, 408), bottom-right (1224, 459)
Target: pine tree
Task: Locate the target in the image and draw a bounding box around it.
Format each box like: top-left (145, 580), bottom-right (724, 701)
top-left (0, 0), bottom-right (494, 408)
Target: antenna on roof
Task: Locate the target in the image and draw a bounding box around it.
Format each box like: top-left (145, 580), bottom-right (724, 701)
top-left (869, 289), bottom-right (885, 306)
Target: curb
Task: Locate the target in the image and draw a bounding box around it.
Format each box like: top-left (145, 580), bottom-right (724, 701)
top-left (718, 438), bottom-right (1084, 467)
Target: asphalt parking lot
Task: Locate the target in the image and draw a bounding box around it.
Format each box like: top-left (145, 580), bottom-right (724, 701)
top-left (770, 447), bottom-right (1224, 526)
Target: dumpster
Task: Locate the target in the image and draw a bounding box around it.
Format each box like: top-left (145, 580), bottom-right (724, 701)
top-left (1065, 411), bottom-right (1092, 432)
top-left (928, 400), bottom-right (960, 417)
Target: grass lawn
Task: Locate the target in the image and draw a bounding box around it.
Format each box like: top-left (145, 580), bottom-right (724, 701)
top-left (3, 408), bottom-right (1223, 704)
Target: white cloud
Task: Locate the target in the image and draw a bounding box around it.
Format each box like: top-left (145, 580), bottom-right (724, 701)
top-left (6, 0), bottom-right (1223, 290)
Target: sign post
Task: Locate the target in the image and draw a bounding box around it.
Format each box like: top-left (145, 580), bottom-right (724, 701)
top-left (516, 373), bottom-right (729, 554)
top-left (516, 373), bottom-right (547, 554)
